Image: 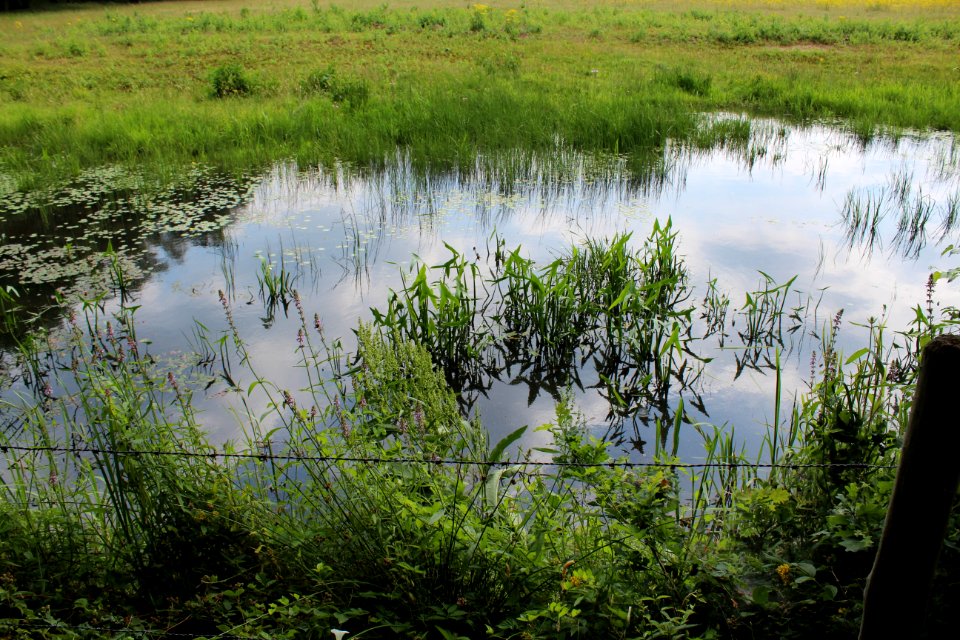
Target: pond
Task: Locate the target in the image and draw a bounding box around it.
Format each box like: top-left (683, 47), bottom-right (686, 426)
top-left (1, 117), bottom-right (958, 462)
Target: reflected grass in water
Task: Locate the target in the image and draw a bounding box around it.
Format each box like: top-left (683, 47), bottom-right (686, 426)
top-left (3, 122), bottom-right (960, 459)
top-left (841, 174), bottom-right (960, 259)
top-left (733, 272), bottom-right (802, 379)
top-left (369, 221), bottom-right (705, 442)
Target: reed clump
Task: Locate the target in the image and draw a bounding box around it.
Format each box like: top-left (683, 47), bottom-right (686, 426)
top-left (369, 221), bottom-right (702, 422)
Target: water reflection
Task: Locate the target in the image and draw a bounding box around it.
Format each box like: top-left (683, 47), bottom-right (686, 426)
top-left (0, 167), bottom-right (260, 349)
top-left (2, 121), bottom-right (959, 460)
top-left (840, 164), bottom-right (960, 259)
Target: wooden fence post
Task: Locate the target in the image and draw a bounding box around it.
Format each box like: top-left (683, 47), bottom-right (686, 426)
top-left (859, 334), bottom-right (960, 639)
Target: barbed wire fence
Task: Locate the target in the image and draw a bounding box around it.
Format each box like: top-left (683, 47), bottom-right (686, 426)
top-left (0, 437), bottom-right (903, 639)
top-left (5, 621), bottom-right (256, 640)
top-left (0, 443), bottom-right (897, 470)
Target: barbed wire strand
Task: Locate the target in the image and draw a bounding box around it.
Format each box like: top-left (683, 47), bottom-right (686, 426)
top-left (0, 443), bottom-right (896, 470)
top-left (7, 621), bottom-right (256, 639)
top-left (1, 441), bottom-right (896, 637)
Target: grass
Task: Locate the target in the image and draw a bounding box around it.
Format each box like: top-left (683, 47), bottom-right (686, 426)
top-left (0, 0), bottom-right (958, 188)
top-left (841, 173), bottom-right (960, 258)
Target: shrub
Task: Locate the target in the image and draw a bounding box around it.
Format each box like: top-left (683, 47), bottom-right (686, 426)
top-left (210, 63), bottom-right (252, 98)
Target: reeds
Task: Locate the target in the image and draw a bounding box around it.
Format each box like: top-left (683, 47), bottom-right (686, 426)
top-left (367, 220), bottom-right (704, 431)
top-left (841, 173), bottom-right (960, 259)
top-left (733, 271), bottom-right (800, 377)
top-left (256, 255), bottom-right (296, 316)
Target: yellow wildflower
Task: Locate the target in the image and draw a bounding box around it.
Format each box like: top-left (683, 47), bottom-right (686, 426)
top-left (776, 563), bottom-right (792, 585)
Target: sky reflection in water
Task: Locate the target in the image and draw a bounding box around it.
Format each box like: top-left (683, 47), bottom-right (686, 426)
top-left (3, 120), bottom-right (959, 462)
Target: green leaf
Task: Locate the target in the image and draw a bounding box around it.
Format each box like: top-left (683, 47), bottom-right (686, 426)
top-left (608, 283), bottom-right (633, 310)
top-left (751, 585), bottom-right (770, 605)
top-left (844, 348), bottom-right (870, 365)
top-left (484, 465), bottom-right (523, 510)
top-left (489, 425), bottom-right (527, 462)
top-left (839, 537), bottom-right (873, 552)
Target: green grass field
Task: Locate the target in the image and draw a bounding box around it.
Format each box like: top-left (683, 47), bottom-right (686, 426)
top-left (1, 0), bottom-right (958, 188)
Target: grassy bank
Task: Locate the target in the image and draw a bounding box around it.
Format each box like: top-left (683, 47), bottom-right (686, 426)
top-left (1, 0), bottom-right (959, 188)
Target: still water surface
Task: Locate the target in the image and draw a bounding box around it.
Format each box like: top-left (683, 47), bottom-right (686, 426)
top-left (2, 119), bottom-right (958, 461)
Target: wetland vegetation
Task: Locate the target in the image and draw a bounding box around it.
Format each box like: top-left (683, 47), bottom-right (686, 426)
top-left (2, 0), bottom-right (960, 638)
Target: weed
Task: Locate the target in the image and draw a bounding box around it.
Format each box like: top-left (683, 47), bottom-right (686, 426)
top-left (256, 255), bottom-right (296, 324)
top-left (65, 41), bottom-right (87, 58)
top-left (301, 66), bottom-right (369, 106)
top-left (418, 12), bottom-right (446, 30)
top-left (370, 222), bottom-right (702, 430)
top-left (734, 271), bottom-right (801, 377)
top-left (470, 5), bottom-right (488, 33)
top-left (656, 66), bottom-right (713, 97)
top-left (480, 52), bottom-right (520, 77)
top-left (1, 249), bottom-right (958, 637)
top-left (0, 285), bottom-right (18, 336)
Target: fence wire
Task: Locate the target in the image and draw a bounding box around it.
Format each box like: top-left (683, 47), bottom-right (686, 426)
top-left (0, 443), bottom-right (897, 470)
top-left (1, 440), bottom-right (899, 638)
top-left (6, 621), bottom-right (257, 639)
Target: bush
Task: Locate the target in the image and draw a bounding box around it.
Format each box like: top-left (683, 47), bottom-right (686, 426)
top-left (210, 63), bottom-right (252, 98)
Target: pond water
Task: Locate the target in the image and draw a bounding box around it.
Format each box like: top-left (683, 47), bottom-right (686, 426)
top-left (1, 118), bottom-right (958, 462)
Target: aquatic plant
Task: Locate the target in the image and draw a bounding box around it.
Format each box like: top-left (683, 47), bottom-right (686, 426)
top-left (257, 256), bottom-right (294, 307)
top-left (733, 272), bottom-right (801, 377)
top-left (0, 284), bottom-right (18, 336)
top-left (368, 222), bottom-right (703, 431)
top-left (841, 176), bottom-right (960, 259)
top-left (371, 243), bottom-right (493, 392)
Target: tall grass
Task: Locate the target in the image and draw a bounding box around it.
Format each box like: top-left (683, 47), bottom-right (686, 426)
top-left (0, 287), bottom-right (703, 637)
top-left (0, 87), bottom-right (744, 191)
top-left (1, 2), bottom-right (959, 189)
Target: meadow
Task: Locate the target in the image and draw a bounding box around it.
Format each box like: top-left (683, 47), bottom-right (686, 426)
top-left (1, 0), bottom-right (959, 189)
